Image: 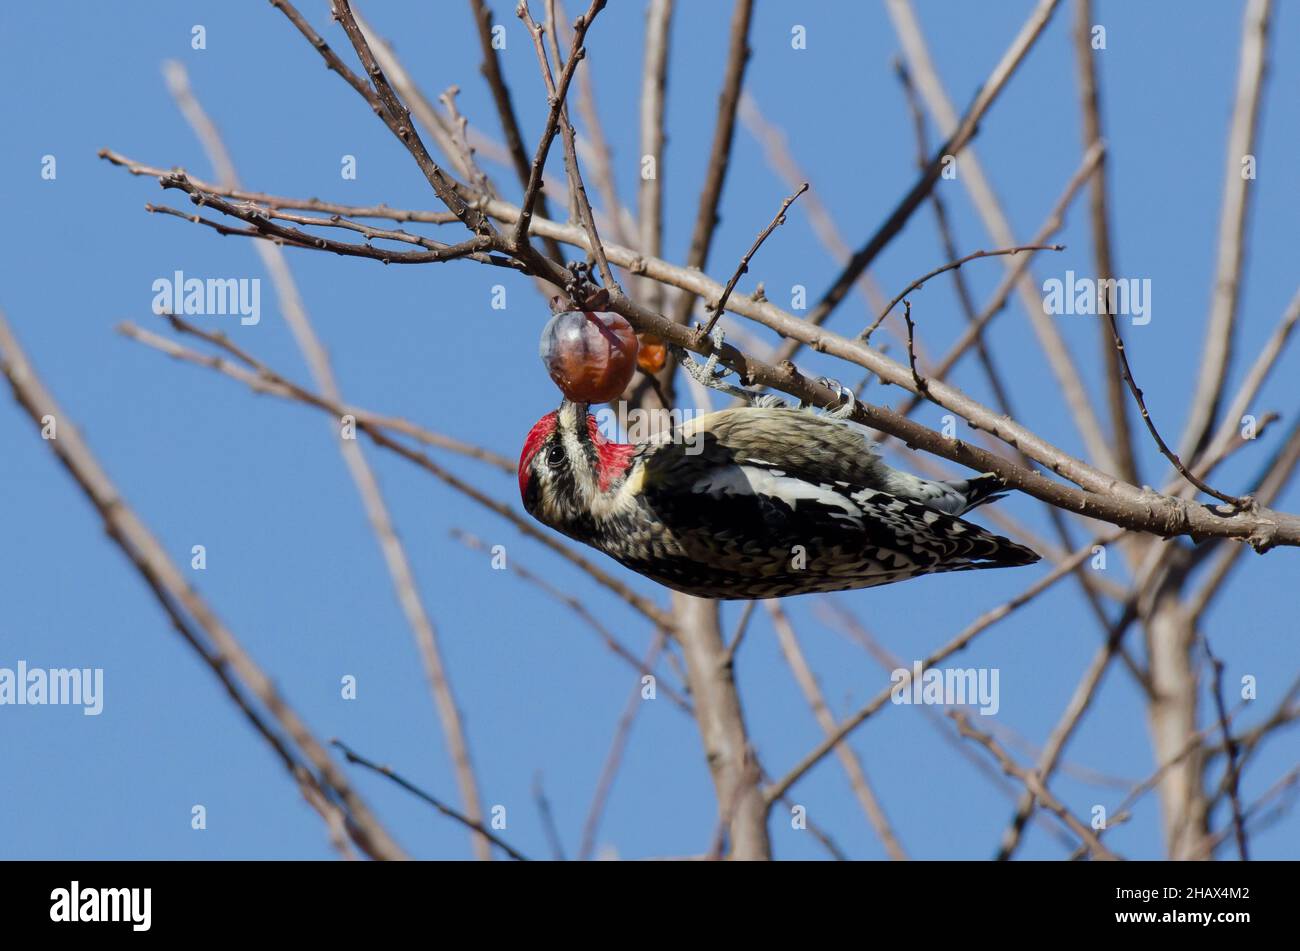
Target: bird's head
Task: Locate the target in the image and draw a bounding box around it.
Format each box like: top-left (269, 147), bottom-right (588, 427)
top-left (519, 399), bottom-right (637, 527)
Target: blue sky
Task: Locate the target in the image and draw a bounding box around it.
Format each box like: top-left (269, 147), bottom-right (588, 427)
top-left (1, 1), bottom-right (1296, 860)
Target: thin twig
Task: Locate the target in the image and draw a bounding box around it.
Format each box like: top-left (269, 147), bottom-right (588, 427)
top-left (510, 0), bottom-right (608, 252)
top-left (163, 59), bottom-right (496, 858)
top-left (721, 600), bottom-right (756, 668)
top-left (531, 773), bottom-right (568, 860)
top-left (333, 740), bottom-right (528, 861)
top-left (1103, 308), bottom-right (1250, 507)
top-left (669, 0), bottom-right (755, 327)
top-left (1200, 636), bottom-right (1249, 860)
top-left (438, 85), bottom-right (493, 196)
top-left (119, 318), bottom-right (677, 631)
top-left (885, 142), bottom-right (1102, 418)
top-left (100, 148), bottom-right (459, 221)
top-left (1207, 677), bottom-right (1300, 790)
top-left (637, 0), bottom-right (674, 311)
top-left (1179, 0), bottom-right (1274, 460)
top-left (151, 174), bottom-right (510, 266)
top-left (451, 529), bottom-right (689, 710)
top-left (701, 183), bottom-right (808, 336)
top-left (1186, 417), bottom-right (1300, 621)
top-left (1072, 0), bottom-right (1139, 486)
top-left (468, 0), bottom-right (565, 261)
top-left (766, 602), bottom-right (908, 860)
top-left (888, 0), bottom-right (1120, 478)
top-left (763, 530), bottom-right (1125, 805)
top-left (861, 244), bottom-right (1064, 343)
top-left (1195, 766), bottom-right (1298, 858)
top-left (1180, 285), bottom-right (1300, 490)
top-left (948, 711), bottom-right (1120, 860)
top-left (900, 301), bottom-right (928, 396)
top-left (553, 0), bottom-right (636, 254)
top-left (350, 8), bottom-right (470, 179)
top-left (794, 0), bottom-right (1063, 350)
top-left (525, 0), bottom-right (620, 292)
top-left (578, 630), bottom-right (668, 860)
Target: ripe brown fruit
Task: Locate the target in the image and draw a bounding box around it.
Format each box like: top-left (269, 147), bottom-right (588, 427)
top-left (539, 309), bottom-right (639, 403)
top-left (636, 333), bottom-right (667, 374)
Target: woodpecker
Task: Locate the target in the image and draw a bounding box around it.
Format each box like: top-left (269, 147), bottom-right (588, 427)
top-left (518, 398), bottom-right (1039, 599)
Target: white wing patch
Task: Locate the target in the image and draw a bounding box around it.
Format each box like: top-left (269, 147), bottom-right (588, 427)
top-left (692, 464), bottom-right (865, 525)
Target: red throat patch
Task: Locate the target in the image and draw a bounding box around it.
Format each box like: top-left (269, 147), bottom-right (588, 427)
top-left (518, 411), bottom-right (558, 500)
top-left (587, 414), bottom-right (637, 491)
top-left (519, 409), bottom-right (636, 500)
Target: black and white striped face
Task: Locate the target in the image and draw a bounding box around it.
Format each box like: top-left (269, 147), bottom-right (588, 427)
top-left (518, 400), bottom-right (601, 530)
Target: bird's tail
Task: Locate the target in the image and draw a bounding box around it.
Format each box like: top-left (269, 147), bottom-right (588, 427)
top-left (883, 470), bottom-right (1038, 568)
top-left (971, 525), bottom-right (1040, 567)
top-left (949, 472), bottom-right (1009, 515)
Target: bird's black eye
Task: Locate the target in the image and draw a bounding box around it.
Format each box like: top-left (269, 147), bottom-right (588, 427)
top-left (545, 444), bottom-right (566, 468)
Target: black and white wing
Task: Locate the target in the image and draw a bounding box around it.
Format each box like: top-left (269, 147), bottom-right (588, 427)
top-left (626, 410), bottom-right (1038, 598)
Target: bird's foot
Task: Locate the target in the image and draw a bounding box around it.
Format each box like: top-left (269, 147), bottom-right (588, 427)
top-left (675, 328), bottom-right (755, 402)
top-left (807, 377), bottom-right (856, 419)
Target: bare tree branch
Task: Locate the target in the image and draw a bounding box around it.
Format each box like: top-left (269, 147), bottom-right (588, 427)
top-left (949, 711), bottom-right (1120, 861)
top-left (668, 0), bottom-right (755, 327)
top-left (638, 0), bottom-right (674, 311)
top-left (451, 529), bottom-right (689, 710)
top-left (0, 309), bottom-right (406, 861)
top-left (518, 0), bottom-right (619, 291)
top-left (117, 318), bottom-right (677, 632)
top-left (862, 244), bottom-right (1065, 343)
top-left (578, 629), bottom-right (668, 860)
top-left (1072, 0), bottom-right (1139, 486)
top-left (333, 740), bottom-right (528, 860)
top-left (1200, 636), bottom-right (1249, 860)
top-left (702, 183), bottom-right (808, 336)
top-left (790, 0), bottom-right (1063, 359)
top-left (510, 0), bottom-right (608, 252)
top-left (106, 138), bottom-right (1300, 552)
top-left (766, 602), bottom-right (908, 860)
top-left (996, 612), bottom-right (1136, 859)
top-left (764, 530), bottom-right (1125, 805)
top-left (1102, 304), bottom-right (1250, 507)
top-left (163, 60), bottom-right (493, 859)
top-left (467, 0), bottom-right (565, 261)
top-left (1180, 0), bottom-right (1275, 460)
top-left (888, 0), bottom-right (1120, 479)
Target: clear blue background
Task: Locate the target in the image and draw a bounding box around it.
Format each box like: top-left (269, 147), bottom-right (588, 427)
top-left (1, 1), bottom-right (1295, 860)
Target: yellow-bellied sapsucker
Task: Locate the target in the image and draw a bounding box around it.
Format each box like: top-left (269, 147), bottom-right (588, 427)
top-left (518, 396), bottom-right (1039, 599)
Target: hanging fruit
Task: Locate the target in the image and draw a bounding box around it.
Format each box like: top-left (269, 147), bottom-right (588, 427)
top-left (539, 308), bottom-right (639, 403)
top-left (636, 333), bottom-right (667, 374)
